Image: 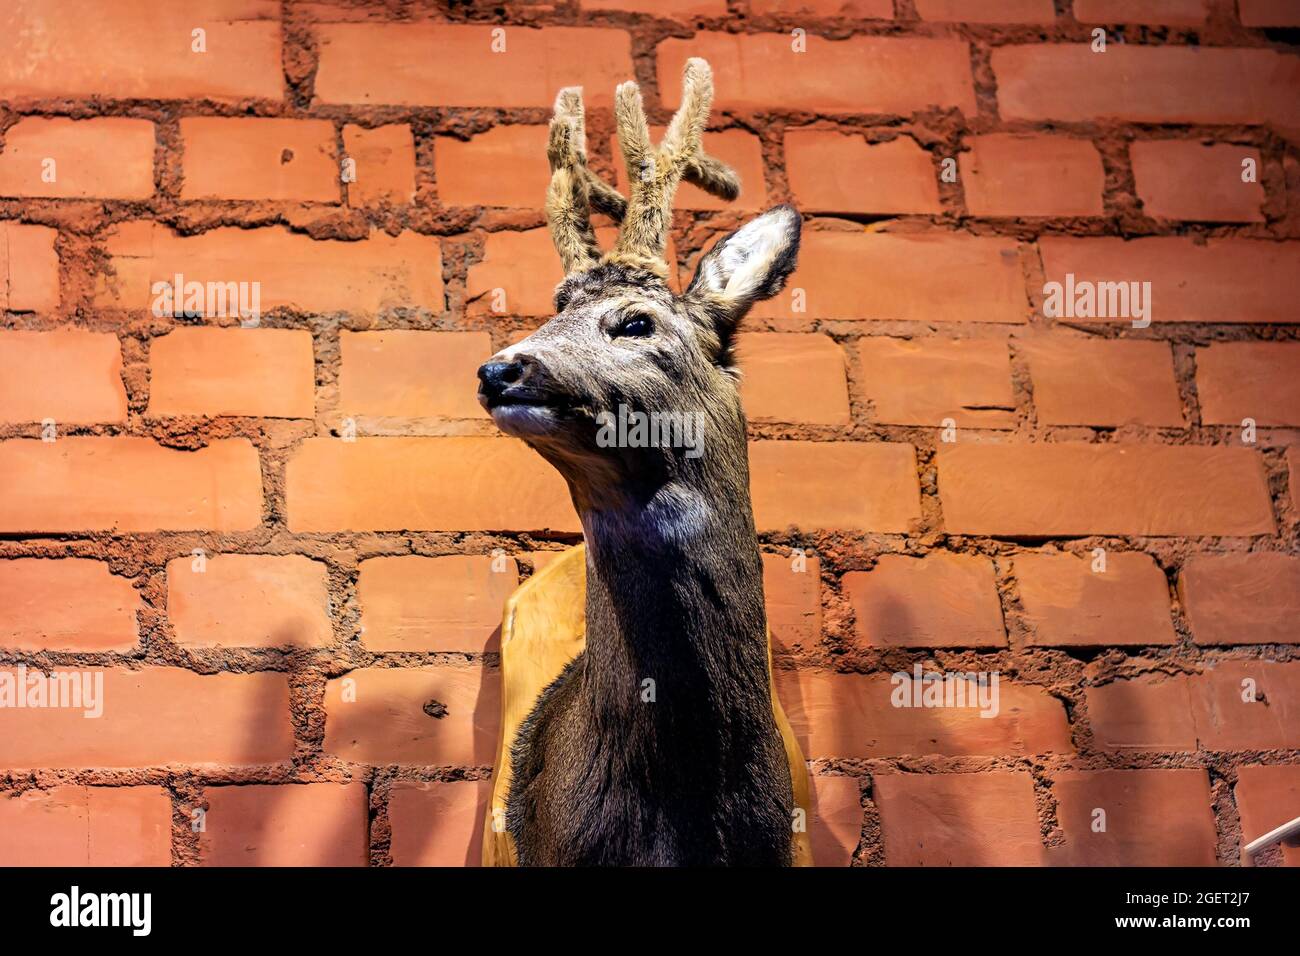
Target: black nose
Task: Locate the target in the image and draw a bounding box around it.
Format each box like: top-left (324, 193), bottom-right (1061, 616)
top-left (477, 359), bottom-right (524, 399)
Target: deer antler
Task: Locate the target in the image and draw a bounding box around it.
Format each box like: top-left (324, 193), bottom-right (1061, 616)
top-left (544, 58), bottom-right (740, 279)
top-left (544, 88), bottom-right (604, 275)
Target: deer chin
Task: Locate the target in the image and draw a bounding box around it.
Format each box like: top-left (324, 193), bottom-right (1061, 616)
top-left (488, 401), bottom-right (563, 438)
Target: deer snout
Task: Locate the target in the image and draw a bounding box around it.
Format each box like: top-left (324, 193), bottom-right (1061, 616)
top-left (478, 359), bottom-right (523, 394)
top-left (477, 355), bottom-right (542, 410)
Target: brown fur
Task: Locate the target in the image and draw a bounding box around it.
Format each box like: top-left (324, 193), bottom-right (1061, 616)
top-left (478, 60), bottom-right (804, 865)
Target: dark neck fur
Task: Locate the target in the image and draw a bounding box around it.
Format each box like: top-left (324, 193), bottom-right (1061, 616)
top-left (574, 445), bottom-right (773, 757)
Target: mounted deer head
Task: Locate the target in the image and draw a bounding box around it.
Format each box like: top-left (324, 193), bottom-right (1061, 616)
top-left (477, 59), bottom-right (802, 866)
top-left (477, 58), bottom-right (802, 520)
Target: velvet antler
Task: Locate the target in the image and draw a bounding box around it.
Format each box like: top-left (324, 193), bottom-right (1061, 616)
top-left (543, 58), bottom-right (739, 279)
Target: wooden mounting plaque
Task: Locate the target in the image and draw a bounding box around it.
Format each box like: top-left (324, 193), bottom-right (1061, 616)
top-left (481, 544), bottom-right (815, 866)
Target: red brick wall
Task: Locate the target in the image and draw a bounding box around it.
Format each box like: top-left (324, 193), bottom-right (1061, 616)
top-left (2, 0), bottom-right (1299, 867)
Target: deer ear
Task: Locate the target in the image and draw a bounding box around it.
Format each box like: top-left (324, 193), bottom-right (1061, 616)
top-left (686, 205), bottom-right (801, 323)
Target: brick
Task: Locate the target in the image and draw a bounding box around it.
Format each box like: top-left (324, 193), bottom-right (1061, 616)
top-left (736, 333), bottom-right (850, 426)
top-left (749, 441), bottom-right (921, 532)
top-left (0, 667), bottom-right (293, 769)
top-left (471, 227), bottom-right (601, 316)
top-left (199, 783), bottom-right (368, 866)
top-left (148, 328), bottom-right (316, 419)
top-left (1235, 765), bottom-right (1300, 866)
top-left (1089, 662), bottom-right (1300, 751)
top-left (322, 665), bottom-right (499, 766)
top-left (1240, 0), bottom-right (1300, 26)
top-left (1192, 661), bottom-right (1300, 751)
top-left (341, 126), bottom-right (415, 209)
top-left (0, 437), bottom-right (263, 533)
top-left (0, 786), bottom-right (171, 866)
top-left (1039, 237), bottom-right (1300, 325)
top-left (762, 552), bottom-right (821, 652)
top-left (774, 667), bottom-right (1071, 758)
top-left (1073, 0), bottom-right (1208, 24)
top-left (294, 1), bottom-right (384, 19)
top-left (1048, 769), bottom-right (1217, 866)
top-left (750, 0), bottom-right (893, 16)
top-left (0, 0), bottom-right (283, 101)
top-left (1196, 342), bottom-right (1300, 426)
top-left (0, 559), bottom-right (139, 653)
top-left (754, 231), bottom-right (1028, 323)
top-left (844, 553), bottom-right (1006, 648)
top-left (96, 222), bottom-right (443, 315)
top-left (0, 329), bottom-right (127, 424)
top-left (389, 779), bottom-right (491, 867)
top-left (339, 331), bottom-right (490, 420)
top-left (937, 443), bottom-right (1274, 537)
top-left (659, 33), bottom-right (976, 116)
top-left (1180, 553), bottom-right (1300, 646)
top-left (614, 128), bottom-right (767, 210)
top-left (959, 134), bottom-right (1104, 218)
top-left (857, 336), bottom-right (1015, 428)
top-left (1020, 336), bottom-right (1183, 427)
top-left (181, 118), bottom-right (338, 203)
top-left (1087, 674), bottom-right (1197, 751)
top-left (315, 24), bottom-right (633, 107)
top-left (167, 554), bottom-right (332, 649)
top-left (286, 437), bottom-right (576, 532)
top-left (915, 0), bottom-right (1055, 22)
top-left (785, 131), bottom-right (939, 215)
top-left (875, 772), bottom-right (1045, 866)
top-left (529, 550), bottom-right (568, 574)
top-left (358, 555), bottom-right (518, 653)
top-left (436, 126), bottom-right (549, 209)
top-left (584, 0), bottom-right (726, 12)
top-left (992, 45), bottom-right (1300, 131)
top-left (806, 776), bottom-right (862, 867)
top-left (0, 118), bottom-right (154, 199)
top-left (1016, 551), bottom-right (1177, 647)
top-left (468, 226), bottom-right (678, 315)
top-left (0, 222), bottom-right (59, 312)
top-left (1131, 141), bottom-right (1264, 223)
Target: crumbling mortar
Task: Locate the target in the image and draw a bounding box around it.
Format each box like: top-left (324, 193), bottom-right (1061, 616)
top-left (3, 1), bottom-right (1298, 868)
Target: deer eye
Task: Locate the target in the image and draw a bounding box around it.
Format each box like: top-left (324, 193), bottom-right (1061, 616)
top-left (611, 314), bottom-right (654, 338)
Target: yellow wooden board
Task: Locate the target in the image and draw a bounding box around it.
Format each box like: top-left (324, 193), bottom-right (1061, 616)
top-left (481, 543), bottom-right (814, 866)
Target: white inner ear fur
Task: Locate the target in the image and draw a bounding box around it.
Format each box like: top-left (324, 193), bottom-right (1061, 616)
top-left (694, 206), bottom-right (798, 307)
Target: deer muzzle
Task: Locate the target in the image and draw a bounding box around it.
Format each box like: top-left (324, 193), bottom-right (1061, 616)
top-left (477, 359), bottom-right (526, 407)
top-left (476, 354), bottom-right (562, 438)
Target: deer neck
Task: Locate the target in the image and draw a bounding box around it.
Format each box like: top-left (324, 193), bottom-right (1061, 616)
top-left (573, 439), bottom-right (772, 733)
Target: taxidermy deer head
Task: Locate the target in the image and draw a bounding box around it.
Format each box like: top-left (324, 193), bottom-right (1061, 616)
top-left (477, 59), bottom-right (802, 866)
top-left (477, 58), bottom-right (801, 519)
